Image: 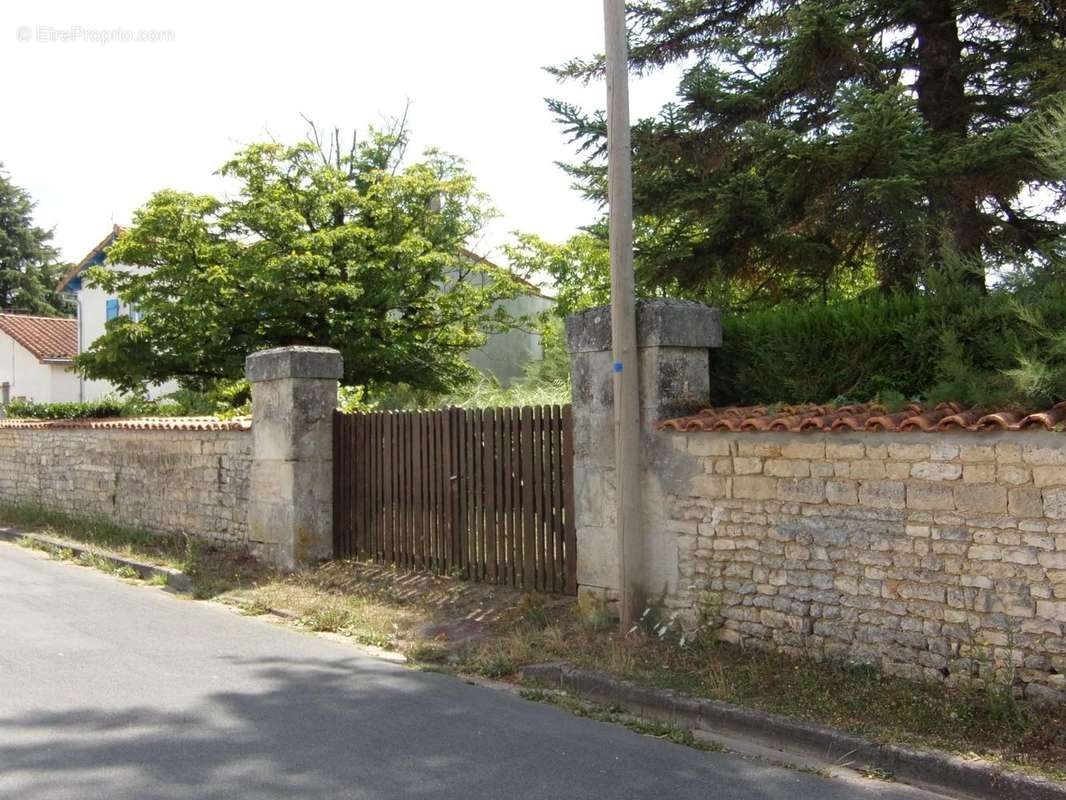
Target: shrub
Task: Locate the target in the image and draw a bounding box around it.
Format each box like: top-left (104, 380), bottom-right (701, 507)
top-left (5, 398), bottom-right (129, 420)
top-left (4, 379), bottom-right (252, 421)
top-left (711, 279), bottom-right (1066, 409)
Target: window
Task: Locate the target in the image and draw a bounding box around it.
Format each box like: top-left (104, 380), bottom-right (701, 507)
top-left (105, 298), bottom-right (120, 321)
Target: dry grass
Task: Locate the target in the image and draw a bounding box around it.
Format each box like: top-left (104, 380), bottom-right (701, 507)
top-left (457, 605), bottom-right (1066, 782)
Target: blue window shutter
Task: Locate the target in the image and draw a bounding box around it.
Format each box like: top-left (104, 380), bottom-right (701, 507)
top-left (105, 298), bottom-right (120, 321)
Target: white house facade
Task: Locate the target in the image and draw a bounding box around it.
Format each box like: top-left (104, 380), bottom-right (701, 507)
top-left (0, 314), bottom-right (80, 404)
top-left (55, 226), bottom-right (176, 401)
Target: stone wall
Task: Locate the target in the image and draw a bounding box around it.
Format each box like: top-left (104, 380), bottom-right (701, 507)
top-left (660, 429), bottom-right (1066, 703)
top-left (0, 426), bottom-right (251, 542)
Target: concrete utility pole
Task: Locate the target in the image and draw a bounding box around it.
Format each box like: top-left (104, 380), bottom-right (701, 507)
top-left (603, 0), bottom-right (641, 631)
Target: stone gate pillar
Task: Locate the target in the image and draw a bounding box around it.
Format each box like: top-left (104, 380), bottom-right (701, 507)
top-left (565, 299), bottom-right (721, 612)
top-left (246, 345), bottom-right (342, 570)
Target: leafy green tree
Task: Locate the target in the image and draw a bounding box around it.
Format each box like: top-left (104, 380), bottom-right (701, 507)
top-left (551, 1), bottom-right (1066, 304)
top-left (76, 122), bottom-right (520, 393)
top-left (0, 166), bottom-right (71, 316)
top-left (504, 231), bottom-right (613, 317)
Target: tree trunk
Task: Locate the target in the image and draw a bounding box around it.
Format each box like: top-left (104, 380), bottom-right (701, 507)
top-left (913, 0), bottom-right (986, 289)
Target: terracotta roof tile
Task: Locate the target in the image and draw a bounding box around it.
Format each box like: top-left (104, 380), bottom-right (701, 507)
top-left (0, 314), bottom-right (77, 361)
top-left (658, 401), bottom-right (1066, 434)
top-left (0, 416), bottom-right (251, 432)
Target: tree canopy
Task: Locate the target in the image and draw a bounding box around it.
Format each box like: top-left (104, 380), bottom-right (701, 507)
top-left (550, 1), bottom-right (1066, 307)
top-left (76, 122), bottom-right (521, 394)
top-left (0, 166), bottom-right (71, 316)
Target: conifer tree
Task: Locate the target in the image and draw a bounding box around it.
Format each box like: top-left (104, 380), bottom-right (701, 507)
top-left (0, 166), bottom-right (70, 315)
top-left (551, 1), bottom-right (1066, 305)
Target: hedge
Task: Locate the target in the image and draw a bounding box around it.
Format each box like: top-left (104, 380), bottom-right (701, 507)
top-left (710, 283), bottom-right (1066, 409)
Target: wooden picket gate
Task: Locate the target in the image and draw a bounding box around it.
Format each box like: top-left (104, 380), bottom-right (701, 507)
top-left (332, 405), bottom-right (576, 594)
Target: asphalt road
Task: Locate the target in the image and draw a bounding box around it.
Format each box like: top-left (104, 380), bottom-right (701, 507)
top-left (0, 542), bottom-right (953, 800)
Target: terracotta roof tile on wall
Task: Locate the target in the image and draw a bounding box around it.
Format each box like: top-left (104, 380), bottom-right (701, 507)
top-left (0, 314), bottom-right (77, 361)
top-left (657, 402), bottom-right (1066, 434)
top-left (0, 416), bottom-right (251, 432)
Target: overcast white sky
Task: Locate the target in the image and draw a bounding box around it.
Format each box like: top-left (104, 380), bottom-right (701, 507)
top-left (0, 0), bottom-right (681, 275)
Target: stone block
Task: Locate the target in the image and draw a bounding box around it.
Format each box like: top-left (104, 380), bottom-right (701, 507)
top-left (780, 440), bottom-right (825, 460)
top-left (962, 464), bottom-right (996, 484)
top-left (954, 484), bottom-right (1008, 515)
top-left (733, 476), bottom-right (777, 500)
top-left (997, 465), bottom-right (1031, 485)
top-left (565, 299), bottom-right (722, 352)
top-left (1024, 444), bottom-right (1066, 466)
top-left (245, 345), bottom-right (343, 382)
top-left (885, 462), bottom-right (912, 480)
top-left (888, 443), bottom-right (930, 461)
top-left (687, 436), bottom-right (731, 457)
top-left (907, 482), bottom-right (955, 511)
top-left (1037, 600), bottom-right (1066, 623)
top-left (1038, 552), bottom-right (1066, 570)
top-left (1044, 488), bottom-right (1066, 520)
top-left (959, 444), bottom-right (996, 463)
top-left (1008, 488), bottom-right (1044, 518)
top-left (850, 460), bottom-right (887, 480)
top-left (687, 474), bottom-right (730, 499)
top-left (826, 480), bottom-right (858, 506)
top-left (733, 457), bottom-right (763, 475)
top-left (765, 459), bottom-right (810, 478)
top-left (930, 443), bottom-right (959, 461)
top-left (1033, 465), bottom-right (1066, 487)
top-left (858, 480), bottom-right (905, 509)
top-left (777, 478), bottom-right (825, 504)
top-left (827, 441), bottom-right (864, 460)
top-left (911, 461), bottom-right (962, 481)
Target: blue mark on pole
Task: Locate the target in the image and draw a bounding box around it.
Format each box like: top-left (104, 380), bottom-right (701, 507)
top-left (613, 362), bottom-right (624, 373)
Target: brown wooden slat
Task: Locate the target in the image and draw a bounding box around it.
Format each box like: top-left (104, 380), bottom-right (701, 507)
top-left (510, 406), bottom-right (521, 587)
top-left (501, 406), bottom-right (512, 585)
top-left (361, 413), bottom-right (368, 558)
top-left (562, 404), bottom-right (577, 594)
top-left (392, 413), bottom-right (400, 563)
top-left (414, 411), bottom-right (424, 568)
top-left (400, 413), bottom-right (409, 571)
top-left (371, 411), bottom-right (380, 560)
top-left (344, 411), bottom-right (352, 557)
top-left (356, 413), bottom-right (364, 558)
top-left (430, 409), bottom-right (440, 570)
top-left (445, 407), bottom-right (456, 572)
top-left (485, 408), bottom-right (498, 583)
top-left (378, 411), bottom-right (386, 561)
top-left (551, 405), bottom-right (564, 593)
top-left (528, 405), bottom-right (541, 591)
top-left (519, 406), bottom-right (535, 589)
top-left (541, 405), bottom-right (554, 591)
top-left (473, 408), bottom-right (484, 581)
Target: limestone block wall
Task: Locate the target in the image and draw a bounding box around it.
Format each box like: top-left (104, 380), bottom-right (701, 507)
top-left (658, 430), bottom-right (1066, 703)
top-left (0, 427), bottom-right (251, 542)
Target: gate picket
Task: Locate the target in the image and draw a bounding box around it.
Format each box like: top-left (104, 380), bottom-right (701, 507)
top-left (332, 403), bottom-right (575, 594)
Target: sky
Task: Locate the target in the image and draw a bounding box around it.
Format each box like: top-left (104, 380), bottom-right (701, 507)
top-left (0, 0), bottom-right (682, 274)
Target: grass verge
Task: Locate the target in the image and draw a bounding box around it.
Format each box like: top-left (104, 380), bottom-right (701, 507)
top-left (455, 600), bottom-right (1066, 782)
top-left (0, 503), bottom-right (511, 653)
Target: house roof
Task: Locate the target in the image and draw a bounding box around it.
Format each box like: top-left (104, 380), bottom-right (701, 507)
top-left (460, 247), bottom-right (553, 300)
top-left (55, 224), bottom-right (124, 293)
top-left (0, 314), bottom-right (78, 362)
top-left (657, 402), bottom-right (1066, 434)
